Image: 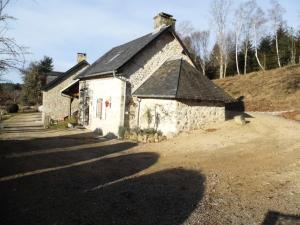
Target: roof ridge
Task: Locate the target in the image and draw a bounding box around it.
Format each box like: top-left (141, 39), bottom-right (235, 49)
top-left (42, 60), bottom-right (89, 91)
top-left (175, 58), bottom-right (183, 98)
top-left (79, 26), bottom-right (172, 79)
top-left (115, 26), bottom-right (172, 71)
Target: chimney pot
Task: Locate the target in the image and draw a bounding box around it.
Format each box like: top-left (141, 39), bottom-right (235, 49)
top-left (77, 53), bottom-right (87, 63)
top-left (154, 12), bottom-right (176, 31)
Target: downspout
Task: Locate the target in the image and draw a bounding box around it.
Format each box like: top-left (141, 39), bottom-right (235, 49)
top-left (137, 98), bottom-right (141, 128)
top-left (113, 70), bottom-right (127, 128)
top-left (122, 79), bottom-right (127, 127)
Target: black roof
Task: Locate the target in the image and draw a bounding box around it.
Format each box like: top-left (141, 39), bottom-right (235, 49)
top-left (42, 60), bottom-right (89, 91)
top-left (45, 71), bottom-right (63, 77)
top-left (77, 26), bottom-right (195, 79)
top-left (133, 59), bottom-right (234, 103)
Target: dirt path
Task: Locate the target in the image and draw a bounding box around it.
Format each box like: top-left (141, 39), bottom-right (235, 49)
top-left (0, 112), bottom-right (91, 140)
top-left (0, 112), bottom-right (299, 224)
top-left (141, 113), bottom-right (300, 224)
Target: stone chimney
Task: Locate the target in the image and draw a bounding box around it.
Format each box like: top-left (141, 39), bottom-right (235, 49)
top-left (77, 53), bottom-right (87, 63)
top-left (154, 12), bottom-right (176, 31)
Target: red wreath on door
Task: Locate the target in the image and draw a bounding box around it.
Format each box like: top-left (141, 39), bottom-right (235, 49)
top-left (105, 99), bottom-right (111, 108)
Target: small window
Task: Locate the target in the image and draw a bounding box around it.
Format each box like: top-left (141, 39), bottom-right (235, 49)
top-left (96, 98), bottom-right (103, 119)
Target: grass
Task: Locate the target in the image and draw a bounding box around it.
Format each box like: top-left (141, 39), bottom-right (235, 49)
top-left (48, 116), bottom-right (78, 130)
top-left (214, 64), bottom-right (300, 111)
top-left (0, 113), bottom-right (18, 122)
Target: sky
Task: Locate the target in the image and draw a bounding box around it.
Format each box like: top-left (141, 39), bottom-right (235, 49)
top-left (3, 0), bottom-right (300, 83)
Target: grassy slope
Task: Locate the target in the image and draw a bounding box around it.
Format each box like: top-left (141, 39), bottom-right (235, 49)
top-left (214, 65), bottom-right (300, 111)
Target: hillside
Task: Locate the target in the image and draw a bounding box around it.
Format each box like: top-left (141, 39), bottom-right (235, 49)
top-left (214, 65), bottom-right (300, 112)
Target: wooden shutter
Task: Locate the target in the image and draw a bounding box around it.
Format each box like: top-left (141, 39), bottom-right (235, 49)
top-left (96, 98), bottom-right (103, 119)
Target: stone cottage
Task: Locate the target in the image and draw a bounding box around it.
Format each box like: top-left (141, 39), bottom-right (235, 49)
top-left (42, 55), bottom-right (89, 122)
top-left (43, 71), bottom-right (63, 85)
top-left (62, 12), bottom-right (234, 136)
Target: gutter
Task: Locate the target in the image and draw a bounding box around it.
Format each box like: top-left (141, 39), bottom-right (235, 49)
top-left (85, 70), bottom-right (115, 78)
top-left (113, 70), bottom-right (127, 127)
top-left (109, 69), bottom-right (127, 128)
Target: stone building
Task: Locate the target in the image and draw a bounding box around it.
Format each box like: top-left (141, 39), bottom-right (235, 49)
top-left (42, 57), bottom-right (89, 122)
top-left (43, 71), bottom-right (63, 85)
top-left (61, 12), bottom-right (234, 136)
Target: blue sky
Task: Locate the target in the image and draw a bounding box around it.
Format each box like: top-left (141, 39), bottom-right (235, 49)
top-left (3, 0), bottom-right (300, 83)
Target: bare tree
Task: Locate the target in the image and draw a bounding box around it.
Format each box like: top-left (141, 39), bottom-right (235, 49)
top-left (241, 0), bottom-right (257, 74)
top-left (223, 32), bottom-right (234, 76)
top-left (176, 21), bottom-right (194, 39)
top-left (251, 6), bottom-right (266, 71)
top-left (0, 0), bottom-right (26, 80)
top-left (234, 4), bottom-right (244, 75)
top-left (210, 0), bottom-right (231, 79)
top-left (190, 31), bottom-right (210, 76)
top-left (234, 0), bottom-right (256, 75)
top-left (289, 27), bottom-right (296, 65)
top-left (176, 21), bottom-right (195, 57)
top-left (268, 0), bottom-right (285, 68)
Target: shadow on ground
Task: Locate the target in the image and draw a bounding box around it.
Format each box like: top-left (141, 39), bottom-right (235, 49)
top-left (261, 210), bottom-right (300, 225)
top-left (0, 141), bottom-right (139, 177)
top-left (0, 150), bottom-right (205, 225)
top-left (0, 132), bottom-right (105, 157)
top-left (0, 113), bottom-right (205, 224)
top-left (225, 96), bottom-right (254, 120)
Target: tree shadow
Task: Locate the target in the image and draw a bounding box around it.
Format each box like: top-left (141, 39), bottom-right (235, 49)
top-left (225, 96), bottom-right (254, 120)
top-left (0, 132), bottom-right (106, 157)
top-left (0, 151), bottom-right (205, 225)
top-left (0, 141), bottom-right (138, 178)
top-left (261, 210), bottom-right (300, 225)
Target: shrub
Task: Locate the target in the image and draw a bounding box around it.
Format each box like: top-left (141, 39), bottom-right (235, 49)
top-left (6, 103), bottom-right (19, 113)
top-left (118, 126), bottom-right (127, 139)
top-left (66, 116), bottom-right (77, 125)
top-left (144, 108), bottom-right (153, 128)
top-left (131, 127), bottom-right (141, 135)
top-left (143, 128), bottom-right (156, 135)
top-left (157, 130), bottom-right (163, 136)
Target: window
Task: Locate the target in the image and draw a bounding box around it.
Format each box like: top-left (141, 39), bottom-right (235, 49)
top-left (96, 98), bottom-right (103, 119)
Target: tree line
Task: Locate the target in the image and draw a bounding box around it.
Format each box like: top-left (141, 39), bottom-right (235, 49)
top-left (178, 0), bottom-right (300, 79)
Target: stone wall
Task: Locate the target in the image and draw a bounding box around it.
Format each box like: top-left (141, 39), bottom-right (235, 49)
top-left (42, 67), bottom-right (87, 121)
top-left (137, 98), bottom-right (225, 135)
top-left (176, 100), bottom-right (225, 131)
top-left (139, 98), bottom-right (178, 134)
top-left (121, 31), bottom-right (194, 128)
top-left (123, 32), bottom-right (193, 91)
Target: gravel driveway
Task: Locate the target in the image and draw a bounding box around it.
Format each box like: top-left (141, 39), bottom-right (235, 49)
top-left (0, 112), bottom-right (299, 225)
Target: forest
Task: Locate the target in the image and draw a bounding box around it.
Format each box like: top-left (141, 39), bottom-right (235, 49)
top-left (178, 0), bottom-right (300, 79)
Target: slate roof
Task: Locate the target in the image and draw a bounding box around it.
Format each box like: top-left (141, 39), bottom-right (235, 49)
top-left (133, 59), bottom-right (235, 103)
top-left (45, 71), bottom-right (63, 77)
top-left (42, 60), bottom-right (89, 91)
top-left (77, 26), bottom-right (194, 79)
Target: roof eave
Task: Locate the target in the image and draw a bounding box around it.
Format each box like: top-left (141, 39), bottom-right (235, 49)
top-left (116, 26), bottom-right (172, 72)
top-left (79, 70), bottom-right (115, 80)
top-left (132, 94), bottom-right (229, 103)
top-left (42, 60), bottom-right (89, 91)
top-left (132, 94), bottom-right (176, 99)
top-left (171, 31), bottom-right (200, 71)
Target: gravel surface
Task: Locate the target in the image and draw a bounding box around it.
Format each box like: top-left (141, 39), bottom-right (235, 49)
top-left (0, 112), bottom-right (299, 225)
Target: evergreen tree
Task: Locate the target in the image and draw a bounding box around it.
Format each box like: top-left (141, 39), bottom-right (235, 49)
top-left (39, 56), bottom-right (54, 86)
top-left (258, 35), bottom-right (273, 69)
top-left (206, 44), bottom-right (221, 79)
top-left (21, 56), bottom-right (53, 105)
top-left (277, 25), bottom-right (291, 66)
